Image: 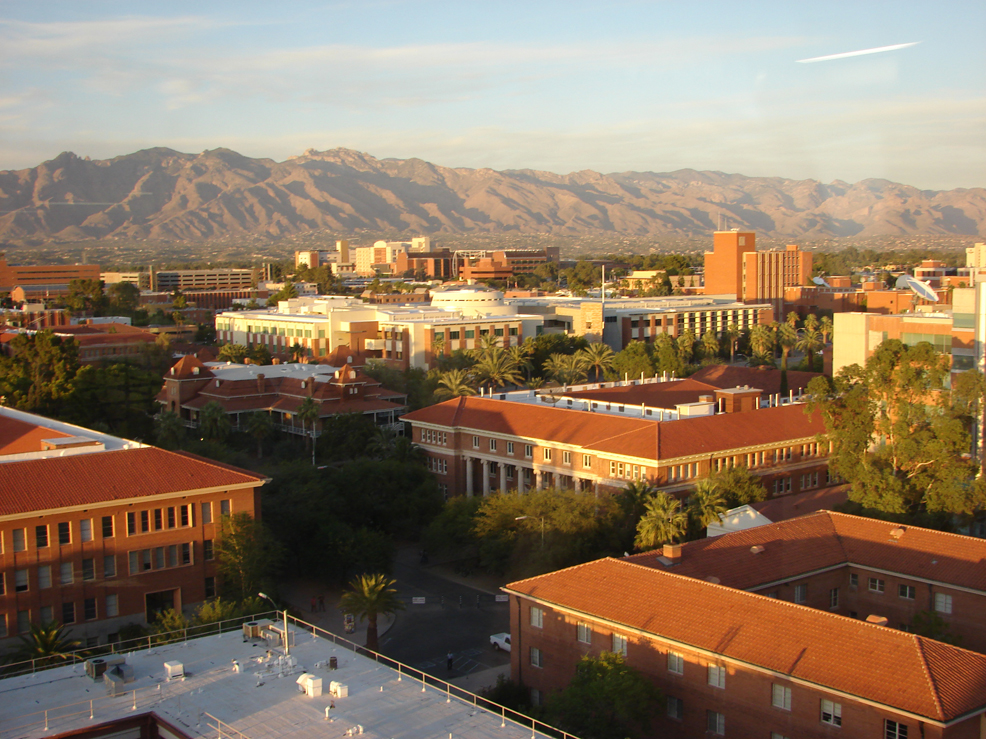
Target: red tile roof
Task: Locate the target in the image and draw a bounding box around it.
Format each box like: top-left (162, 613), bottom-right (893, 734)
top-left (506, 557), bottom-right (986, 722)
top-left (166, 355), bottom-right (215, 379)
top-left (561, 378), bottom-right (721, 409)
top-left (0, 446), bottom-right (266, 516)
top-left (402, 397), bottom-right (825, 462)
top-left (626, 511), bottom-right (986, 594)
top-left (752, 485), bottom-right (849, 522)
top-left (690, 364), bottom-right (822, 396)
top-left (0, 415), bottom-right (74, 455)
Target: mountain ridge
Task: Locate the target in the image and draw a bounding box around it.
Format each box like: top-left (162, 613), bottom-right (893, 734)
top-left (0, 147), bottom-right (982, 242)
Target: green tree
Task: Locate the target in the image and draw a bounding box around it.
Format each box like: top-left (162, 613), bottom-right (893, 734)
top-left (689, 478), bottom-right (729, 534)
top-left (198, 400), bottom-right (231, 442)
top-left (700, 329), bottom-right (720, 361)
top-left (0, 330), bottom-right (81, 416)
top-left (705, 465), bottom-right (768, 507)
top-left (652, 333), bottom-right (682, 377)
top-left (471, 346), bottom-right (523, 390)
top-left (796, 328), bottom-right (825, 372)
top-left (635, 492), bottom-right (688, 550)
top-left (154, 410), bottom-right (186, 450)
top-left (544, 652), bottom-right (662, 739)
top-left (610, 340), bottom-right (654, 381)
top-left (296, 396), bottom-right (320, 451)
top-left (107, 281), bottom-right (140, 313)
top-left (338, 574), bottom-right (405, 652)
top-left (749, 324), bottom-right (774, 363)
top-left (435, 368), bottom-right (477, 400)
top-left (507, 344), bottom-right (535, 383)
top-left (724, 322), bottom-right (740, 363)
top-left (820, 315), bottom-right (834, 344)
top-left (290, 342), bottom-right (306, 362)
top-left (8, 621), bottom-right (83, 667)
top-left (544, 352), bottom-right (589, 386)
top-left (65, 279), bottom-right (106, 315)
top-left (676, 329), bottom-right (696, 365)
top-left (579, 342), bottom-right (615, 382)
top-left (215, 512), bottom-right (282, 601)
top-left (245, 412), bottom-right (274, 459)
top-left (217, 343), bottom-right (248, 363)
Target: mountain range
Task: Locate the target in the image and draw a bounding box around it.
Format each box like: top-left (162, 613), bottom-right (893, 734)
top-left (0, 147), bottom-right (983, 242)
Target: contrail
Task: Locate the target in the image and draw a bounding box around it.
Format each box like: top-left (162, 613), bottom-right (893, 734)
top-left (797, 42), bottom-right (920, 64)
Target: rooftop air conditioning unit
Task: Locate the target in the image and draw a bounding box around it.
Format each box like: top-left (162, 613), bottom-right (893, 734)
top-left (86, 654), bottom-right (126, 680)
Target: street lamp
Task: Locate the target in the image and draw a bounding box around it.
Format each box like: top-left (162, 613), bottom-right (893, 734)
top-left (257, 592), bottom-right (289, 656)
top-left (515, 515), bottom-right (545, 548)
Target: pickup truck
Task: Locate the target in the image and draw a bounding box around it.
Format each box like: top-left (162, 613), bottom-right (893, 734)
top-left (490, 632), bottom-right (511, 652)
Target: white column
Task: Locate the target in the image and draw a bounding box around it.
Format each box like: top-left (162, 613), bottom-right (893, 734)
top-left (518, 467), bottom-right (526, 494)
top-left (574, 477), bottom-right (582, 493)
top-left (500, 463), bottom-right (508, 494)
top-left (535, 470), bottom-right (544, 491)
top-left (482, 460), bottom-right (491, 496)
top-left (465, 457), bottom-right (473, 498)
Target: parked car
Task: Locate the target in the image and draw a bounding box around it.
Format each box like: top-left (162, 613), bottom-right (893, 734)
top-left (490, 632), bottom-right (511, 652)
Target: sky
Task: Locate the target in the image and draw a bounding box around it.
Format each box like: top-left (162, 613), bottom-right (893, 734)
top-left (0, 1), bottom-right (983, 190)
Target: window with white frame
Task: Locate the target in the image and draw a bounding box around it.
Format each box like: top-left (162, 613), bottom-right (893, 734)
top-left (525, 444), bottom-right (533, 458)
top-left (667, 651), bottom-right (684, 674)
top-left (106, 593), bottom-right (119, 617)
top-left (829, 588), bottom-right (839, 609)
top-left (80, 519), bottom-right (93, 542)
top-left (899, 584), bottom-right (916, 600)
top-left (612, 633), bottom-right (627, 657)
top-left (820, 699), bottom-right (842, 727)
top-left (869, 577), bottom-right (885, 593)
top-left (489, 439), bottom-right (497, 452)
top-left (583, 454), bottom-right (592, 468)
top-left (530, 606), bottom-right (543, 628)
top-left (37, 565), bottom-right (51, 589)
top-left (849, 573), bottom-right (858, 589)
top-left (12, 528), bottom-right (26, 552)
top-left (772, 684), bottom-right (792, 711)
top-left (707, 663), bottom-right (725, 688)
top-left (706, 710), bottom-right (725, 736)
top-left (543, 448), bottom-right (552, 461)
top-left (577, 622), bottom-right (592, 644)
top-left (934, 593), bottom-right (953, 614)
top-left (885, 719), bottom-right (908, 739)
top-left (472, 436), bottom-right (479, 448)
top-left (530, 647), bottom-right (542, 668)
top-left (507, 442), bottom-right (514, 455)
top-left (666, 696), bottom-right (683, 720)
top-left (563, 451), bottom-right (572, 465)
top-left (59, 562), bottom-right (73, 585)
top-left (15, 569), bottom-right (28, 593)
top-left (794, 584), bottom-right (807, 604)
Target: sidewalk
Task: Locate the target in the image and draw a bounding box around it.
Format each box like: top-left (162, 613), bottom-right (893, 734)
top-left (449, 664), bottom-right (511, 694)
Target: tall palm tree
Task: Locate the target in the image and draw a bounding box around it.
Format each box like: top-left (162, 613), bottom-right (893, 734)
top-left (579, 342), bottom-right (615, 382)
top-left (338, 574), bottom-right (405, 652)
top-left (724, 322), bottom-right (740, 363)
top-left (289, 342), bottom-right (306, 363)
top-left (819, 315), bottom-right (834, 344)
top-left (199, 401), bottom-right (231, 442)
top-left (785, 311), bottom-right (799, 329)
top-left (796, 328), bottom-right (825, 372)
top-left (634, 492), bottom-right (688, 551)
top-left (296, 396), bottom-right (320, 450)
top-left (749, 324), bottom-right (773, 362)
top-left (154, 410), bottom-right (185, 450)
top-left (700, 329), bottom-right (720, 361)
top-left (543, 353), bottom-right (589, 386)
top-left (472, 346), bottom-right (523, 390)
top-left (11, 621), bottom-right (82, 667)
top-left (507, 344), bottom-right (535, 383)
top-left (245, 412), bottom-right (273, 460)
top-left (435, 369), bottom-right (477, 400)
top-left (676, 329), bottom-right (696, 365)
top-left (689, 479), bottom-right (729, 534)
top-left (804, 313), bottom-right (820, 333)
top-left (777, 324), bottom-right (797, 372)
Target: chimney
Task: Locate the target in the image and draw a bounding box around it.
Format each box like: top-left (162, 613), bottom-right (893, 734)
top-left (272, 358), bottom-right (280, 365)
top-left (257, 373), bottom-right (266, 393)
top-left (308, 376), bottom-right (316, 397)
top-left (866, 615), bottom-right (889, 627)
top-left (699, 395), bottom-right (714, 403)
top-left (662, 543), bottom-right (682, 562)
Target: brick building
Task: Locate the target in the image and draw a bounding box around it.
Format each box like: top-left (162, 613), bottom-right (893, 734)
top-left (0, 408), bottom-right (267, 650)
top-left (0, 254), bottom-right (101, 294)
top-left (506, 532), bottom-right (986, 738)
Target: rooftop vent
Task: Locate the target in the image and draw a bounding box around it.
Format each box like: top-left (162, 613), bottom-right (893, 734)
top-left (705, 576), bottom-right (721, 584)
top-left (889, 527), bottom-right (905, 541)
top-left (866, 615), bottom-right (889, 627)
top-left (750, 545), bottom-right (765, 555)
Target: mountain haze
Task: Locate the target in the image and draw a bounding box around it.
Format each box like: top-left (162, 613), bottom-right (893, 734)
top-left (0, 147), bottom-right (983, 242)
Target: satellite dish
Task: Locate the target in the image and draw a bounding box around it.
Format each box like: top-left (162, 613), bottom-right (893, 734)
top-left (812, 276), bottom-right (832, 288)
top-left (896, 274), bottom-right (939, 302)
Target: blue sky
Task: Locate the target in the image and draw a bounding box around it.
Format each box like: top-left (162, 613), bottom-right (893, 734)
top-left (1, 1), bottom-right (983, 189)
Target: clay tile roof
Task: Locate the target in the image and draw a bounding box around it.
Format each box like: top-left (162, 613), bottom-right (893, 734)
top-left (690, 364), bottom-right (822, 396)
top-left (0, 415), bottom-right (74, 455)
top-left (626, 511), bottom-right (986, 594)
top-left (167, 355), bottom-right (214, 380)
top-left (0, 446), bottom-right (265, 516)
top-left (505, 558), bottom-right (986, 721)
top-left (563, 378), bottom-right (721, 409)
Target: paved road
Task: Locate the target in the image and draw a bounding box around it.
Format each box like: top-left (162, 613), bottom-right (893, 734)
top-left (378, 549), bottom-right (511, 682)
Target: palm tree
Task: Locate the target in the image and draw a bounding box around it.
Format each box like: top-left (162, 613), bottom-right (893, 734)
top-left (507, 344), bottom-right (535, 383)
top-left (218, 343), bottom-right (248, 363)
top-left (676, 329), bottom-right (696, 365)
top-left (296, 396), bottom-right (320, 451)
top-left (579, 342), bottom-right (615, 382)
top-left (785, 311), bottom-right (798, 329)
top-left (777, 324), bottom-right (797, 372)
top-left (724, 322), bottom-right (740, 363)
top-left (689, 479), bottom-right (729, 534)
top-left (199, 401), bottom-right (231, 442)
top-left (819, 315), bottom-right (834, 344)
top-left (472, 346), bottom-right (523, 390)
top-left (245, 412), bottom-right (273, 460)
top-left (154, 410), bottom-right (185, 450)
top-left (700, 329), bottom-right (720, 361)
top-left (634, 493), bottom-right (688, 551)
top-left (435, 369), bottom-right (477, 400)
top-left (804, 313), bottom-right (820, 333)
top-left (338, 573), bottom-right (405, 652)
top-left (392, 435), bottom-right (425, 465)
top-left (289, 342), bottom-right (306, 363)
top-left (543, 353), bottom-right (589, 386)
top-left (796, 328), bottom-right (825, 372)
top-left (10, 621), bottom-right (82, 667)
top-left (749, 324), bottom-right (773, 362)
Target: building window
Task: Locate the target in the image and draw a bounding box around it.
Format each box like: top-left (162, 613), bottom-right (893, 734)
top-left (885, 719), bottom-right (908, 739)
top-left (140, 511), bottom-right (149, 533)
top-left (127, 512), bottom-right (136, 536)
top-left (472, 435), bottom-right (480, 449)
top-left (62, 602), bottom-right (76, 625)
top-left (668, 651), bottom-right (684, 675)
top-left (772, 684), bottom-right (792, 711)
top-left (821, 700), bottom-right (842, 727)
top-left (829, 588), bottom-right (839, 609)
top-left (15, 569), bottom-right (28, 593)
top-left (106, 594), bottom-right (119, 617)
top-left (530, 688), bottom-right (541, 706)
top-left (563, 450), bottom-right (572, 465)
top-left (13, 528), bottom-right (26, 552)
top-left (708, 663), bottom-right (725, 689)
top-left (707, 710), bottom-right (725, 736)
top-left (36, 525), bottom-right (49, 548)
top-left (583, 454), bottom-right (592, 468)
top-left (180, 505), bottom-right (191, 527)
top-left (0, 615), bottom-right (6, 638)
top-left (530, 606), bottom-right (543, 628)
top-left (934, 593), bottom-right (953, 614)
top-left (104, 555), bottom-right (116, 578)
top-left (794, 584), bottom-right (807, 604)
top-left (84, 598), bottom-right (97, 621)
top-left (80, 519), bottom-right (93, 543)
top-left (82, 558), bottom-right (95, 581)
top-left (612, 633), bottom-right (628, 657)
top-left (181, 543), bottom-right (192, 565)
top-left (489, 439), bottom-right (497, 452)
top-left (201, 502), bottom-right (213, 525)
top-left (849, 573), bottom-right (858, 589)
top-left (667, 696), bottom-right (683, 720)
top-left (102, 516), bottom-right (114, 538)
top-left (18, 610), bottom-right (30, 634)
top-left (154, 509), bottom-right (164, 531)
top-left (869, 577), bottom-right (885, 594)
top-left (899, 584), bottom-right (916, 600)
top-left (204, 540), bottom-right (214, 560)
top-left (205, 576), bottom-right (217, 598)
top-left (60, 562), bottom-right (74, 585)
top-left (38, 565), bottom-right (51, 589)
top-left (543, 448), bottom-right (552, 462)
top-left (530, 647), bottom-right (543, 668)
top-left (167, 507), bottom-right (176, 528)
top-left (577, 622), bottom-right (592, 644)
top-left (507, 442), bottom-right (514, 455)
top-left (525, 445), bottom-right (533, 459)
top-left (220, 500), bottom-right (231, 517)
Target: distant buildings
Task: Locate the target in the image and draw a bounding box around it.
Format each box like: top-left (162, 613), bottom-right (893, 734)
top-left (0, 253), bottom-right (101, 300)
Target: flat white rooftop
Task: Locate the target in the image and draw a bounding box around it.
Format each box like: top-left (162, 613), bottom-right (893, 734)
top-left (0, 619), bottom-right (564, 739)
top-left (204, 361), bottom-right (342, 383)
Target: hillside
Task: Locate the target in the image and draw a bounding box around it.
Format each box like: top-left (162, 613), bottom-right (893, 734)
top-left (0, 147), bottom-right (983, 242)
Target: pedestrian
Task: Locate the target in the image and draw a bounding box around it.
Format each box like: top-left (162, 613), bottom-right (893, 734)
top-left (310, 595), bottom-right (317, 613)
top-left (446, 651), bottom-right (453, 671)
top-left (319, 595), bottom-right (325, 612)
